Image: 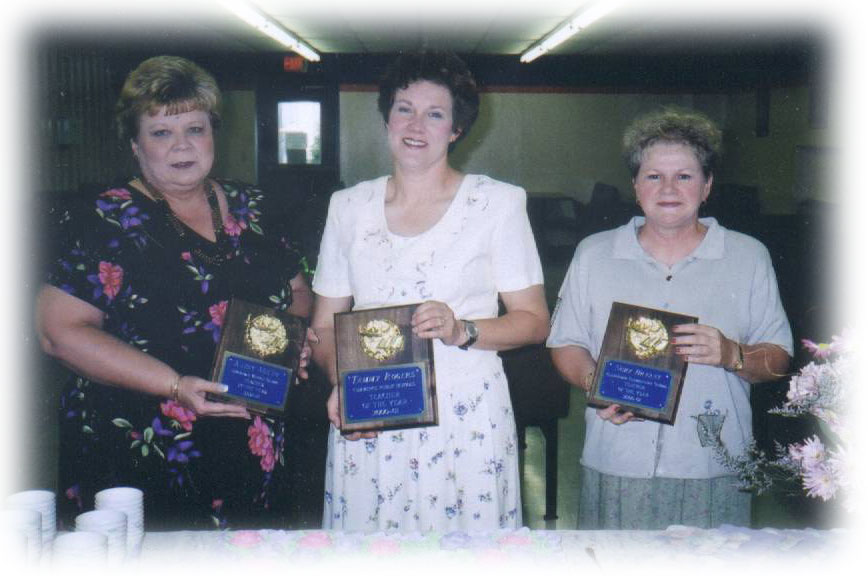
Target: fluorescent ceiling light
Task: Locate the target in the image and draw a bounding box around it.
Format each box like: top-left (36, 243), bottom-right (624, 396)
top-left (221, 1), bottom-right (320, 62)
top-left (520, 0), bottom-right (625, 63)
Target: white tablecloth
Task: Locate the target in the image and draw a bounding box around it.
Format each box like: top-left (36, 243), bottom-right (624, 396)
top-left (133, 525), bottom-right (846, 573)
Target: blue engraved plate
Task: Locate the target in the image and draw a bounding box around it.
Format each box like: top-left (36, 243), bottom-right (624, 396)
top-left (344, 364), bottom-right (425, 423)
top-left (221, 352), bottom-right (290, 408)
top-left (598, 360), bottom-right (671, 410)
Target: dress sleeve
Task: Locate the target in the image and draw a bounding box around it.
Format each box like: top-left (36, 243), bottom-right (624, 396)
top-left (312, 190), bottom-right (353, 298)
top-left (745, 244), bottom-right (794, 355)
top-left (45, 194), bottom-right (123, 314)
top-left (251, 184), bottom-right (303, 282)
top-left (491, 186), bottom-right (544, 293)
top-left (546, 240), bottom-right (594, 352)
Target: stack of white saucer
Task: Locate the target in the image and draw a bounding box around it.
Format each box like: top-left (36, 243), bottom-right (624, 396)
top-left (76, 509), bottom-right (127, 563)
top-left (51, 531), bottom-right (107, 566)
top-left (94, 487), bottom-right (144, 557)
top-left (0, 508), bottom-right (42, 563)
top-left (5, 490), bottom-right (56, 548)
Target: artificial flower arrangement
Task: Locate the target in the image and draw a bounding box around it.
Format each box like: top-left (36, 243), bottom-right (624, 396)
top-left (708, 333), bottom-right (852, 509)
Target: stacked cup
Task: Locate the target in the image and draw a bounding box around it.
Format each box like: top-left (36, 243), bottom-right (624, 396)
top-left (5, 490), bottom-right (56, 549)
top-left (0, 508), bottom-right (42, 563)
top-left (75, 509), bottom-right (127, 564)
top-left (94, 487), bottom-right (143, 558)
top-left (51, 531), bottom-right (108, 566)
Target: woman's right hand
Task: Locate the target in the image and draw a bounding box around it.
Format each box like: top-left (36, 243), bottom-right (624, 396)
top-left (176, 375), bottom-right (251, 419)
top-left (596, 404), bottom-right (638, 425)
top-left (327, 386), bottom-right (377, 441)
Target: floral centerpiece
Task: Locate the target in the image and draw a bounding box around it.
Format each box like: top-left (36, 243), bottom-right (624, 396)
top-left (710, 333), bottom-right (853, 509)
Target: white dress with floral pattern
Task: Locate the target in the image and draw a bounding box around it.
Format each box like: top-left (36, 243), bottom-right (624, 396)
top-left (312, 174), bottom-right (544, 532)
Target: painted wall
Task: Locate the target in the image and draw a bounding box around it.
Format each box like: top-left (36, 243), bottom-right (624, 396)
top-left (718, 86), bottom-right (830, 214)
top-left (214, 90), bottom-right (258, 184)
top-left (337, 87), bottom-right (829, 213)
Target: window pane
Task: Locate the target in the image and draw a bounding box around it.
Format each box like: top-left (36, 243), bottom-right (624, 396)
top-left (277, 101), bottom-right (321, 165)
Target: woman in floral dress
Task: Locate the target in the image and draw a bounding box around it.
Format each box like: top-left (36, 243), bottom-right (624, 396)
top-left (310, 52), bottom-right (550, 532)
top-left (36, 56), bottom-right (312, 529)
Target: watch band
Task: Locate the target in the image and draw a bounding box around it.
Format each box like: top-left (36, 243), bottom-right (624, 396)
top-left (458, 320), bottom-right (478, 350)
top-left (727, 342), bottom-right (744, 372)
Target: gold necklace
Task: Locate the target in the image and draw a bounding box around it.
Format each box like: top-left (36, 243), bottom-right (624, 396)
top-left (137, 177), bottom-right (226, 266)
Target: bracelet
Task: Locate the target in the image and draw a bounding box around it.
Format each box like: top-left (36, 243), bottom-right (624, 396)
top-left (169, 374), bottom-right (181, 402)
top-left (583, 370), bottom-right (595, 394)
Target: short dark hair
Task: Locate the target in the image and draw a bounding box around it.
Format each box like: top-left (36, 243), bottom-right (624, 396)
top-left (377, 51), bottom-right (479, 148)
top-left (622, 108), bottom-right (722, 179)
top-left (116, 55), bottom-right (221, 142)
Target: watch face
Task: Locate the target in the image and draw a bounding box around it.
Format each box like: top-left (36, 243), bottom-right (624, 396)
top-left (466, 321), bottom-right (478, 339)
top-left (460, 320), bottom-right (478, 349)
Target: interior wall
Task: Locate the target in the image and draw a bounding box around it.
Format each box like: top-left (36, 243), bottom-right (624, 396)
top-left (213, 90), bottom-right (258, 184)
top-left (718, 86), bottom-right (830, 214)
top-left (338, 86), bottom-right (828, 213)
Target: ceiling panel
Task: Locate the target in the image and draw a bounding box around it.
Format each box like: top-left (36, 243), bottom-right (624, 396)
top-left (27, 1), bottom-right (826, 59)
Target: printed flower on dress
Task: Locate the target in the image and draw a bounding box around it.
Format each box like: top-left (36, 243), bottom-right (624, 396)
top-left (160, 400), bottom-right (197, 432)
top-left (204, 300), bottom-right (229, 343)
top-left (95, 188), bottom-right (151, 247)
top-left (101, 188), bottom-right (132, 201)
top-left (96, 261), bottom-right (124, 300)
top-left (247, 416), bottom-right (276, 472)
top-left (181, 252), bottom-right (215, 294)
top-left (223, 214), bottom-right (245, 237)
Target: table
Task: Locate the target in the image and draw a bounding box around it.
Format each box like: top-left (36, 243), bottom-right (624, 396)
top-left (133, 525), bottom-right (848, 573)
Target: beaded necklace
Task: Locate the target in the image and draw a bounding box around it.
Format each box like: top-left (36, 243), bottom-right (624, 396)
top-left (137, 176), bottom-right (226, 266)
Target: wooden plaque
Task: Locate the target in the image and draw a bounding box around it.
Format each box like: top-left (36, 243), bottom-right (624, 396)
top-left (587, 301), bottom-right (697, 425)
top-left (335, 304), bottom-right (438, 433)
top-left (207, 298), bottom-right (307, 417)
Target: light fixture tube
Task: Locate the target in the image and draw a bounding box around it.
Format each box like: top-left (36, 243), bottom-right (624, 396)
top-left (221, 1), bottom-right (320, 62)
top-left (520, 0), bottom-right (624, 63)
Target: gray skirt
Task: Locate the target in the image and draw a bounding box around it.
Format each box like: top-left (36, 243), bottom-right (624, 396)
top-left (579, 466), bottom-right (751, 530)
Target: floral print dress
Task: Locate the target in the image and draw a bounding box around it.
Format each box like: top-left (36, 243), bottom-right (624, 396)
top-left (312, 175), bottom-right (545, 532)
top-left (47, 179), bottom-right (302, 530)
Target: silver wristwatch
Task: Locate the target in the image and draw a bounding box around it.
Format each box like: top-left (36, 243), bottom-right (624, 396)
top-left (458, 320), bottom-right (478, 350)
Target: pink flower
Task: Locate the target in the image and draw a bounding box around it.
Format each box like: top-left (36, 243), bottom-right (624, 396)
top-left (786, 364), bottom-right (822, 402)
top-left (497, 533), bottom-right (532, 546)
top-left (209, 300), bottom-right (228, 327)
top-left (230, 531), bottom-right (263, 548)
top-left (211, 499), bottom-right (224, 511)
top-left (247, 416), bottom-right (272, 456)
top-left (101, 188), bottom-right (131, 200)
top-left (830, 331), bottom-right (853, 355)
top-left (160, 400), bottom-right (197, 431)
top-left (247, 416), bottom-right (276, 472)
top-left (223, 215), bottom-right (244, 237)
top-left (802, 339), bottom-right (834, 360)
top-left (802, 460), bottom-right (838, 501)
top-left (181, 251), bottom-right (192, 262)
top-left (370, 538), bottom-right (400, 555)
top-left (260, 448), bottom-right (276, 472)
top-left (98, 261), bottom-right (124, 300)
top-left (298, 532), bottom-right (332, 549)
top-left (798, 435), bottom-right (827, 468)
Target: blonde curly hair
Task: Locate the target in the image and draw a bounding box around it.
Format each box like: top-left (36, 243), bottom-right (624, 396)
top-left (116, 55), bottom-right (221, 142)
top-left (623, 108), bottom-right (722, 179)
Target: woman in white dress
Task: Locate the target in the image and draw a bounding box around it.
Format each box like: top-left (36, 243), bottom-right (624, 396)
top-left (310, 51), bottom-right (550, 532)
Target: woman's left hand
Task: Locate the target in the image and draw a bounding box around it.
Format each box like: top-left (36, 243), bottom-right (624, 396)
top-left (411, 301), bottom-right (463, 346)
top-left (672, 323), bottom-right (738, 368)
top-left (296, 327), bottom-right (317, 381)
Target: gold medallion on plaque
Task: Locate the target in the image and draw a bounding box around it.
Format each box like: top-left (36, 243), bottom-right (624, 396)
top-left (359, 319), bottom-right (405, 361)
top-left (244, 313), bottom-right (289, 358)
top-left (625, 316), bottom-right (669, 359)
